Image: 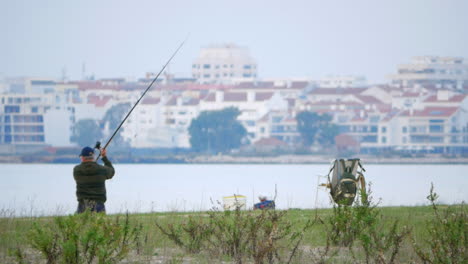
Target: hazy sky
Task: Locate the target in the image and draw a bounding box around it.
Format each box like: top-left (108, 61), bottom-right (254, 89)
top-left (1, 0), bottom-right (467, 83)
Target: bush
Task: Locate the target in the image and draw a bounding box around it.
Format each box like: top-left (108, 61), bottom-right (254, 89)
top-left (28, 212), bottom-right (142, 264)
top-left (156, 207), bottom-right (312, 264)
top-left (324, 186), bottom-right (411, 264)
top-left (413, 184), bottom-right (467, 264)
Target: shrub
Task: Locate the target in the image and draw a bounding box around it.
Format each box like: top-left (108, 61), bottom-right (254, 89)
top-left (324, 186), bottom-right (411, 263)
top-left (28, 212), bottom-right (142, 264)
top-left (413, 184), bottom-right (467, 264)
top-left (156, 207), bottom-right (312, 264)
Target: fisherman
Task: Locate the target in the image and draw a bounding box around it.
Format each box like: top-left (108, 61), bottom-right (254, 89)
top-left (73, 146), bottom-right (115, 213)
top-left (254, 195), bottom-right (275, 210)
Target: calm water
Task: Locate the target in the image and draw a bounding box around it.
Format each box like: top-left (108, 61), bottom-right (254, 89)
top-left (0, 164), bottom-right (467, 216)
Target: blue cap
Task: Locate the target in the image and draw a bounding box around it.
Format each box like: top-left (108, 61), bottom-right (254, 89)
top-left (79, 146), bottom-right (95, 157)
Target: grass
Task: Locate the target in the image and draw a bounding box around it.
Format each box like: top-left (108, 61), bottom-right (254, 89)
top-left (0, 199), bottom-right (466, 263)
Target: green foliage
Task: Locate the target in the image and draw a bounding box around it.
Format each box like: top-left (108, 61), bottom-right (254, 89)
top-left (156, 207), bottom-right (311, 264)
top-left (101, 103), bottom-right (131, 148)
top-left (296, 111), bottom-right (339, 147)
top-left (324, 187), bottom-right (411, 264)
top-left (70, 119), bottom-right (103, 147)
top-left (413, 184), bottom-right (467, 264)
top-left (188, 107), bottom-right (247, 153)
top-left (28, 212), bottom-right (142, 264)
top-left (155, 215), bottom-right (212, 254)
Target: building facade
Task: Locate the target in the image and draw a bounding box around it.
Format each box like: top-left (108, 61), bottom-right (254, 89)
top-left (192, 44), bottom-right (257, 84)
top-left (388, 56), bottom-right (468, 89)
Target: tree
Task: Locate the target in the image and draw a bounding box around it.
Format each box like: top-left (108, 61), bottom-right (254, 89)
top-left (296, 111), bottom-right (339, 147)
top-left (101, 103), bottom-right (131, 148)
top-left (188, 107), bottom-right (247, 153)
top-left (318, 122), bottom-right (340, 147)
top-left (71, 119), bottom-right (103, 147)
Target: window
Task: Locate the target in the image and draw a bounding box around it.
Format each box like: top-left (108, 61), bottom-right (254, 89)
top-left (382, 137), bottom-right (387, 143)
top-left (272, 125), bottom-right (285, 133)
top-left (4, 105), bottom-right (20, 113)
top-left (402, 126), bottom-right (407, 133)
top-left (381, 126), bottom-right (387, 133)
top-left (369, 116), bottom-right (380, 123)
top-left (429, 125), bottom-right (443, 133)
top-left (362, 135), bottom-right (377, 143)
top-left (203, 74), bottom-right (211, 78)
top-left (429, 136), bottom-right (443, 143)
top-left (243, 65), bottom-right (251, 69)
top-left (272, 117), bottom-right (282, 123)
top-left (203, 64), bottom-right (211, 69)
top-left (245, 120), bottom-right (255, 126)
top-left (243, 73), bottom-right (251, 78)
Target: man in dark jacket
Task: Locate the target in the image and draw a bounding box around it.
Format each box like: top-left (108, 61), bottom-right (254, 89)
top-left (74, 146), bottom-right (115, 213)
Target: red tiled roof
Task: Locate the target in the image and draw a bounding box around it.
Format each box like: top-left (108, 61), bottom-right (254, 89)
top-left (184, 98), bottom-right (200, 106)
top-left (401, 92), bottom-right (423, 97)
top-left (201, 93), bottom-right (216, 102)
top-left (290, 81), bottom-right (309, 89)
top-left (224, 92), bottom-right (247, 101)
top-left (310, 87), bottom-right (366, 95)
top-left (141, 97), bottom-right (160, 105)
top-left (87, 95), bottom-right (112, 107)
top-left (400, 107), bottom-right (459, 117)
top-left (255, 92), bottom-right (274, 101)
top-left (423, 94), bottom-right (466, 102)
top-left (234, 81), bottom-right (287, 89)
top-left (161, 84), bottom-right (232, 91)
top-left (73, 81), bottom-right (120, 91)
top-left (355, 95), bottom-right (382, 104)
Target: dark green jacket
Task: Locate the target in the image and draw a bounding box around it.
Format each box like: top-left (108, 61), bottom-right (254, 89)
top-left (73, 157), bottom-right (115, 203)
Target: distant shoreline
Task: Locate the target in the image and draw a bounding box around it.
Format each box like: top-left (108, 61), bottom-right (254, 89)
top-left (1, 154), bottom-right (467, 165)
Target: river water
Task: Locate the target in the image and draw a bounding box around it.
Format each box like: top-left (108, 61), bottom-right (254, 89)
top-left (0, 163), bottom-right (467, 216)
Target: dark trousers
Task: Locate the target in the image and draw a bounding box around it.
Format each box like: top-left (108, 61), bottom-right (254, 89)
top-left (77, 199), bottom-right (106, 213)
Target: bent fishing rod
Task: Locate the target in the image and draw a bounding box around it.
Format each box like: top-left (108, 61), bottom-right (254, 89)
top-left (95, 39), bottom-right (186, 161)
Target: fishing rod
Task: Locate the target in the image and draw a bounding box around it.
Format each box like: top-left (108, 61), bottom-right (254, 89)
top-left (95, 39), bottom-right (187, 161)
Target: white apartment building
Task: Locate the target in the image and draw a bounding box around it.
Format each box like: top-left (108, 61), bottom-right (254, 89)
top-left (0, 93), bottom-right (75, 152)
top-left (192, 44), bottom-right (257, 84)
top-left (385, 106), bottom-right (468, 153)
top-left (387, 56), bottom-right (468, 89)
top-left (256, 110), bottom-right (300, 145)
